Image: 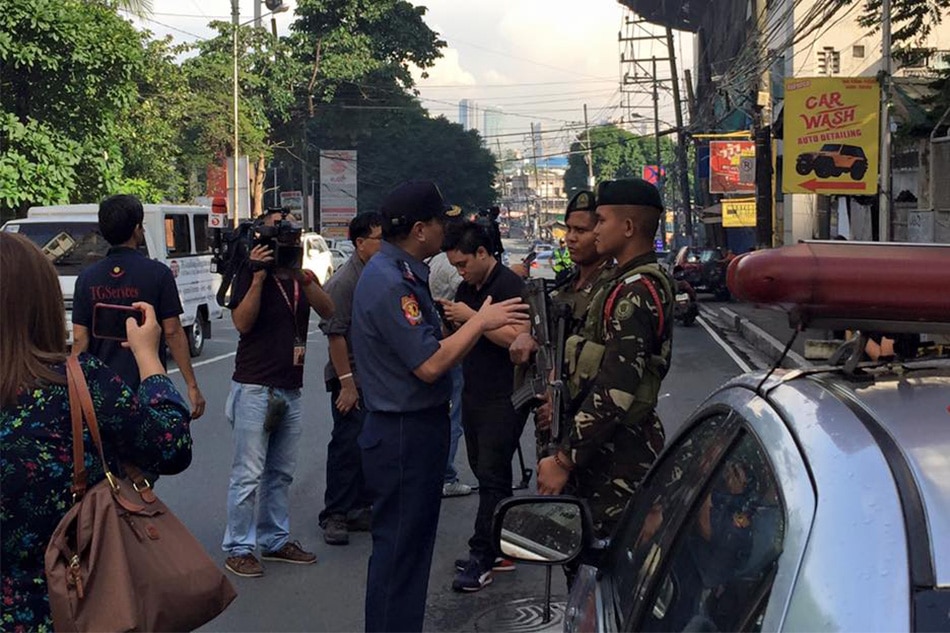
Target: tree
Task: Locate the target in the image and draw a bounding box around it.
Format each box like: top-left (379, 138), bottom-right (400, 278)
top-left (563, 124), bottom-right (675, 198)
top-left (0, 0), bottom-right (183, 218)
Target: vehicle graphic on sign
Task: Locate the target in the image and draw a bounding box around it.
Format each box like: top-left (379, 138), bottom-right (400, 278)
top-left (795, 143), bottom-right (868, 180)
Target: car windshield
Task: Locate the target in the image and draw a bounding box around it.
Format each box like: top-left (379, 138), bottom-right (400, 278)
top-left (699, 249), bottom-right (720, 263)
top-left (7, 222), bottom-right (111, 275)
top-left (820, 144), bottom-right (842, 152)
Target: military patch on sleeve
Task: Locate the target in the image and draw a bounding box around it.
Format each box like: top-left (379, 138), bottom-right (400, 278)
top-left (401, 294), bottom-right (423, 325)
top-left (614, 298), bottom-right (634, 321)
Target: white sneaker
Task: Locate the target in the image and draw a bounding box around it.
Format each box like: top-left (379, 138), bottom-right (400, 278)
top-left (442, 481), bottom-right (473, 497)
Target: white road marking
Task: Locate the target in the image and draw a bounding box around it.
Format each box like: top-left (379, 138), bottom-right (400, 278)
top-left (697, 316), bottom-right (753, 373)
top-left (168, 352), bottom-right (236, 374)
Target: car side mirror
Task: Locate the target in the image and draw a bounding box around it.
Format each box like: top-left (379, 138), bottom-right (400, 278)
top-left (492, 496), bottom-right (592, 565)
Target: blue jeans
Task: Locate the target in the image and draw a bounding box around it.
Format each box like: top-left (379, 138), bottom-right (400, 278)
top-left (444, 364), bottom-right (464, 484)
top-left (222, 381), bottom-right (302, 556)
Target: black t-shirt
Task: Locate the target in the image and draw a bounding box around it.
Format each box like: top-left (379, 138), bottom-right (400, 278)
top-left (229, 266), bottom-right (311, 389)
top-left (455, 262), bottom-right (524, 397)
top-left (73, 247), bottom-right (183, 389)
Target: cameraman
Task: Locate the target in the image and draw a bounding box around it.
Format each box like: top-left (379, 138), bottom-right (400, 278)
top-left (222, 209), bottom-right (334, 579)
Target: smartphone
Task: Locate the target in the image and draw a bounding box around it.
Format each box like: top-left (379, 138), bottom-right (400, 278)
top-left (92, 303), bottom-right (145, 341)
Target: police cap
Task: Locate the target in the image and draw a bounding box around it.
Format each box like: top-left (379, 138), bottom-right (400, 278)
top-left (596, 178), bottom-right (664, 211)
top-left (380, 180), bottom-right (461, 228)
top-left (564, 189), bottom-right (595, 222)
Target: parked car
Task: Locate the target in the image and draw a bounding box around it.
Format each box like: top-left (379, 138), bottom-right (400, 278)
top-left (674, 246), bottom-right (730, 299)
top-left (301, 232), bottom-right (334, 284)
top-left (329, 247), bottom-right (348, 272)
top-left (494, 242), bottom-right (950, 633)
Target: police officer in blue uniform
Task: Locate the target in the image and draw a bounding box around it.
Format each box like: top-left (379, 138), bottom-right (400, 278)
top-left (350, 181), bottom-right (529, 632)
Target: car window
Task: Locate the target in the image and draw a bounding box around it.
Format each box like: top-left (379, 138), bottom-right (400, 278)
top-left (640, 432), bottom-right (785, 633)
top-left (607, 410), bottom-right (742, 629)
top-left (9, 222), bottom-right (110, 275)
top-left (194, 215), bottom-right (211, 254)
top-left (164, 214), bottom-right (192, 256)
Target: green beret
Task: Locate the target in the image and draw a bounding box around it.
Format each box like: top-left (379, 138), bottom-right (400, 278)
top-left (564, 189), bottom-right (595, 221)
top-left (596, 178), bottom-right (663, 211)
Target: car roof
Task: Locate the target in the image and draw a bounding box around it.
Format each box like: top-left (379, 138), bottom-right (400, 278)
top-left (727, 361), bottom-right (950, 588)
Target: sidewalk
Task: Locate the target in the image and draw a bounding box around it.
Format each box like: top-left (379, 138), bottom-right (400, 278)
top-left (698, 299), bottom-right (828, 370)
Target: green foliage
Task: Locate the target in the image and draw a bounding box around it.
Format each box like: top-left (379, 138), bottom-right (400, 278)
top-left (563, 125), bottom-right (675, 197)
top-left (854, 0), bottom-right (950, 48)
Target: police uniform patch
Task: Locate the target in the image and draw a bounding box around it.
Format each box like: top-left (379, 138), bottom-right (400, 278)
top-left (614, 298), bottom-right (634, 320)
top-left (733, 511), bottom-right (750, 529)
top-left (401, 294), bottom-right (423, 325)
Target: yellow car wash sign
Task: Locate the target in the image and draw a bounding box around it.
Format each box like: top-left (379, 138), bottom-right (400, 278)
top-left (784, 77), bottom-right (880, 194)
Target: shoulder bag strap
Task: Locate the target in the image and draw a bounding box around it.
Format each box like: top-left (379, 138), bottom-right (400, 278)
top-left (66, 356), bottom-right (89, 500)
top-left (65, 356), bottom-right (120, 496)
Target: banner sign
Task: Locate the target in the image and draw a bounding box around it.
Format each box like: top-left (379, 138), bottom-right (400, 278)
top-left (319, 150), bottom-right (358, 239)
top-left (709, 141), bottom-right (756, 194)
top-left (783, 77), bottom-right (880, 194)
top-left (642, 165), bottom-right (666, 186)
top-left (722, 198), bottom-right (757, 228)
top-left (280, 191), bottom-right (303, 213)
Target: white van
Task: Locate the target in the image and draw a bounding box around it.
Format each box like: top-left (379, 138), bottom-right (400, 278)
top-left (301, 232), bottom-right (334, 284)
top-left (1, 204), bottom-right (223, 357)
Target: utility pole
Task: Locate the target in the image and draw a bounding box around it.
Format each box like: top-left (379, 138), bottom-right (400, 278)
top-left (583, 104), bottom-right (595, 189)
top-left (879, 0), bottom-right (892, 241)
top-left (753, 0), bottom-right (774, 248)
top-left (666, 27), bottom-right (692, 241)
top-left (651, 57), bottom-right (662, 189)
top-left (530, 123), bottom-right (542, 234)
top-left (301, 127), bottom-right (310, 231)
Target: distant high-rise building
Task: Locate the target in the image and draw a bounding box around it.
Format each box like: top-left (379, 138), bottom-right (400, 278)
top-left (458, 99), bottom-right (479, 131)
top-left (482, 108), bottom-right (503, 151)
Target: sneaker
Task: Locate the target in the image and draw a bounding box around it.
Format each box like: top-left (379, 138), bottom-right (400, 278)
top-left (452, 558), bottom-right (493, 592)
top-left (442, 481), bottom-right (473, 497)
top-left (225, 553), bottom-right (264, 578)
top-left (346, 507), bottom-right (372, 532)
top-left (261, 540), bottom-right (317, 565)
top-left (322, 514), bottom-right (349, 545)
top-left (454, 556), bottom-right (516, 573)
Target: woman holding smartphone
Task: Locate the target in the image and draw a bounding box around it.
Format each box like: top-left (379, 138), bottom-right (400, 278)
top-left (0, 233), bottom-right (194, 630)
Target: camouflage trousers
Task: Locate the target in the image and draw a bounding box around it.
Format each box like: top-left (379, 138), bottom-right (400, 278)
top-left (567, 412), bottom-right (665, 538)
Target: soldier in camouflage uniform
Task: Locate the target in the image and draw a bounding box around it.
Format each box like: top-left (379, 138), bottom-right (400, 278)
top-left (537, 178), bottom-right (675, 540)
top-left (509, 190), bottom-right (613, 458)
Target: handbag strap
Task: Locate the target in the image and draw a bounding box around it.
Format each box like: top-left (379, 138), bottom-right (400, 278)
top-left (66, 355), bottom-right (119, 499)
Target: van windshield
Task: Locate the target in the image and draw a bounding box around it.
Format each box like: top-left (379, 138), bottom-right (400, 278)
top-left (10, 222), bottom-right (112, 275)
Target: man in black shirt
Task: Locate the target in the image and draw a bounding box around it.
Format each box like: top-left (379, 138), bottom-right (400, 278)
top-left (439, 221), bottom-right (528, 592)
top-left (73, 194), bottom-right (205, 418)
top-left (222, 209), bottom-right (334, 579)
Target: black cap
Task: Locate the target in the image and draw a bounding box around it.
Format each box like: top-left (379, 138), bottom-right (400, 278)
top-left (596, 178), bottom-right (663, 211)
top-left (380, 181), bottom-right (460, 227)
top-left (564, 190), bottom-right (595, 221)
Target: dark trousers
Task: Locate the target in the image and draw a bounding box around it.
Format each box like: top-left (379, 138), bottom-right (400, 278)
top-left (461, 393), bottom-right (527, 563)
top-left (360, 404), bottom-right (449, 633)
top-left (319, 384), bottom-right (371, 524)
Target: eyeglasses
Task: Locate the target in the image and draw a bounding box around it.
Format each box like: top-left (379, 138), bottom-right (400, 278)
top-left (363, 236), bottom-right (383, 241)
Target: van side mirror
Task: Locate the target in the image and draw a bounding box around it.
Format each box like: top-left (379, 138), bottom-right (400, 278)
top-left (492, 496), bottom-right (592, 565)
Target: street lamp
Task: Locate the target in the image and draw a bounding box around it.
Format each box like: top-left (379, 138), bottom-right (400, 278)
top-left (231, 1), bottom-right (289, 226)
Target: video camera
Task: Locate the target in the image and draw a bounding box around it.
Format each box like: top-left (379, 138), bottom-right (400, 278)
top-left (210, 207), bottom-right (303, 307)
top-left (473, 206), bottom-right (504, 261)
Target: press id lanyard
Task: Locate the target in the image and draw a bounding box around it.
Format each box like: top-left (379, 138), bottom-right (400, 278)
top-left (274, 277), bottom-right (306, 367)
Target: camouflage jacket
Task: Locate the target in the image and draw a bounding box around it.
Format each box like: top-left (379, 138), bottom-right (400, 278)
top-left (562, 251), bottom-right (675, 471)
top-left (549, 261), bottom-right (615, 335)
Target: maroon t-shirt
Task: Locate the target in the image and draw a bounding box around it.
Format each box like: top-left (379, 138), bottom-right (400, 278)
top-left (229, 267), bottom-right (311, 389)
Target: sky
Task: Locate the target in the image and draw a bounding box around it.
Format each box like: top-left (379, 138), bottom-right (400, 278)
top-left (127, 0), bottom-right (692, 158)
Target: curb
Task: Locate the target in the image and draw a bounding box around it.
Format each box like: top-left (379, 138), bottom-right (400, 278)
top-left (699, 304), bottom-right (809, 370)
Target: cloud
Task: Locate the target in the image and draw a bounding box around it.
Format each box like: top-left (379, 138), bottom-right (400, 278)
top-left (414, 47), bottom-right (477, 87)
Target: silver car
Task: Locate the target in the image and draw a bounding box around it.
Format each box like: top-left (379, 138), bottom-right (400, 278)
top-left (495, 357), bottom-right (950, 631)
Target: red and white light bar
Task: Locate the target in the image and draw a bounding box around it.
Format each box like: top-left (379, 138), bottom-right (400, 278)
top-left (727, 241), bottom-right (950, 334)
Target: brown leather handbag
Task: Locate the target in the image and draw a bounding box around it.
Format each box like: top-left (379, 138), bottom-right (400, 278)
top-left (45, 356), bottom-right (236, 632)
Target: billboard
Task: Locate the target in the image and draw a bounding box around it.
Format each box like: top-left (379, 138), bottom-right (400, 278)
top-left (709, 141), bottom-right (756, 194)
top-left (319, 150), bottom-right (358, 239)
top-left (721, 198), bottom-right (757, 228)
top-left (783, 77), bottom-right (880, 194)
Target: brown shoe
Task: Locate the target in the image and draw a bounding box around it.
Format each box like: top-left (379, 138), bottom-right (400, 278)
top-left (261, 540), bottom-right (317, 565)
top-left (225, 553), bottom-right (264, 578)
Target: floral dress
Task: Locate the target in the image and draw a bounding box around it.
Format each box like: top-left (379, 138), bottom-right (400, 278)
top-left (1, 353), bottom-right (192, 632)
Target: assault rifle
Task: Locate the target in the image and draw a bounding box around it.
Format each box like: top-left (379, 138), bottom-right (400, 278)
top-left (511, 279), bottom-right (571, 454)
